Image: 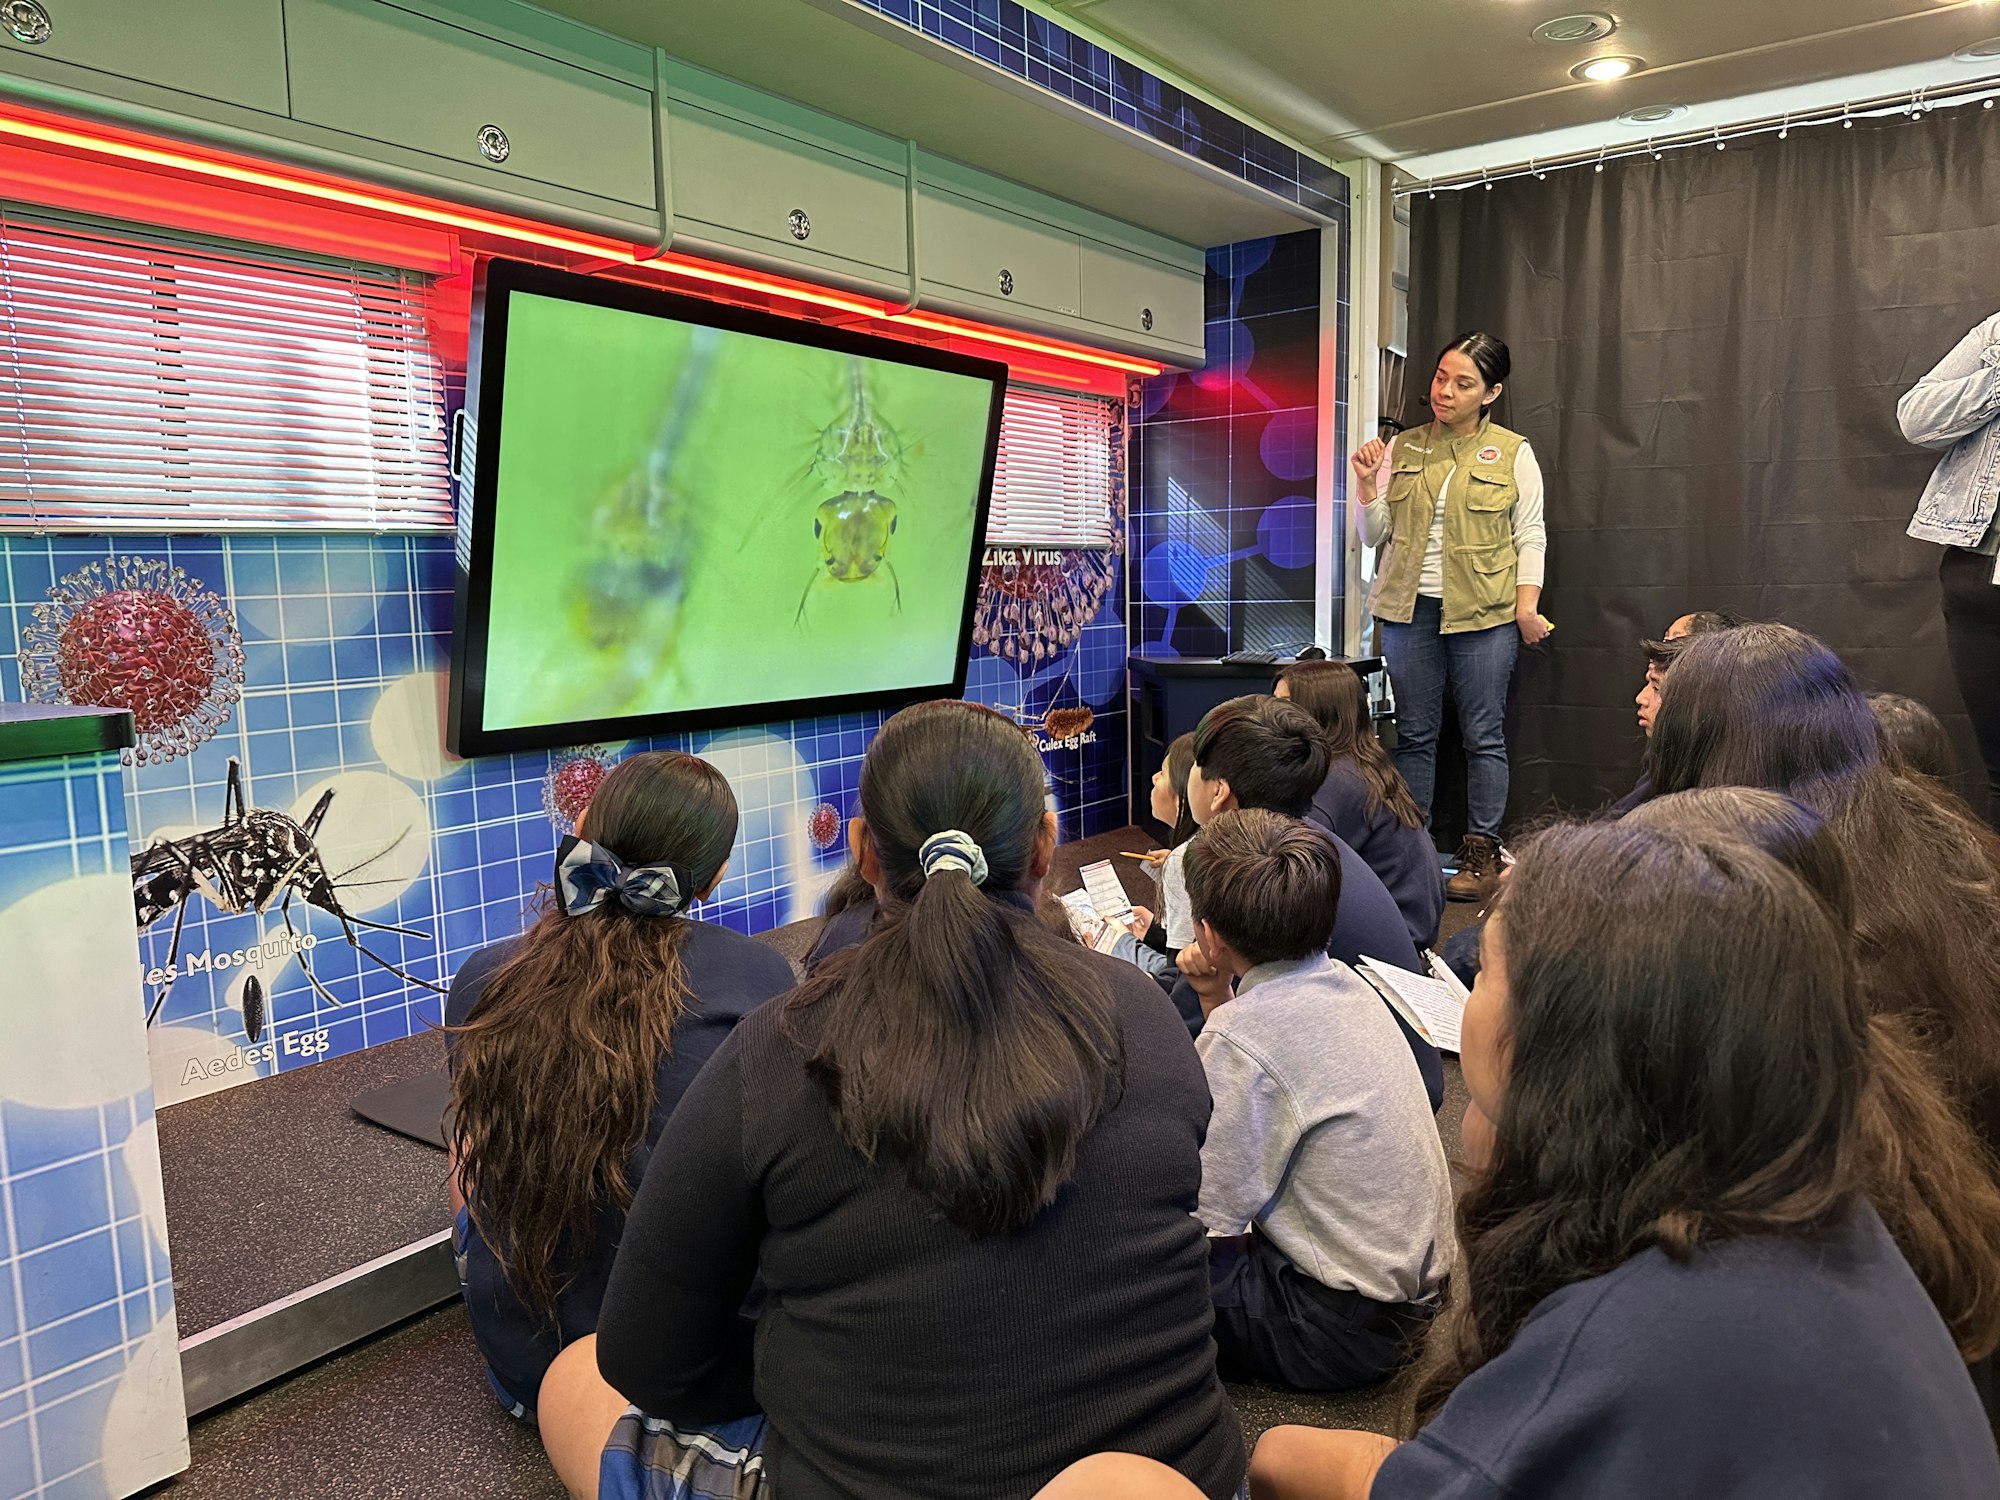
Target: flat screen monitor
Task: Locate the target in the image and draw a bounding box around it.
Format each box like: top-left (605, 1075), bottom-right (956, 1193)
top-left (447, 259), bottom-right (1006, 755)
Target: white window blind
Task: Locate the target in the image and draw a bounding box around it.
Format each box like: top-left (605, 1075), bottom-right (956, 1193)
top-left (0, 214), bottom-right (452, 531)
top-left (986, 385), bottom-right (1118, 548)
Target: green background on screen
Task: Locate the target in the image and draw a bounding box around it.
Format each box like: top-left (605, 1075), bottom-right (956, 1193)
top-left (480, 292), bottom-right (997, 730)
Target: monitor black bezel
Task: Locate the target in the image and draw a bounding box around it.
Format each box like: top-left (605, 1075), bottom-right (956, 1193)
top-left (446, 257), bottom-right (1009, 757)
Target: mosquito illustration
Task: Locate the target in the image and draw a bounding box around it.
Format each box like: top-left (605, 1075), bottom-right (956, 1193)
top-left (132, 758), bottom-right (442, 1026)
top-left (568, 327), bottom-right (721, 702)
top-left (741, 357), bottom-right (913, 623)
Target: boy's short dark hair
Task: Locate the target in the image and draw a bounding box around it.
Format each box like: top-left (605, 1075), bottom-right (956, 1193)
top-left (1191, 696), bottom-right (1330, 818)
top-left (1642, 610), bottom-right (1745, 668)
top-left (1184, 809), bottom-right (1342, 966)
top-left (1867, 691), bottom-right (1956, 781)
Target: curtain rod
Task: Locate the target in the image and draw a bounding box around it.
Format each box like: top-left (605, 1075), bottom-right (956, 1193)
top-left (1394, 76), bottom-right (2000, 198)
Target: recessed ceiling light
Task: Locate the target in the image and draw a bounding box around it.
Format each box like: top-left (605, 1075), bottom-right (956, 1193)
top-left (1534, 13), bottom-right (1617, 45)
top-left (1573, 55), bottom-right (1643, 81)
top-left (1618, 103), bottom-right (1687, 125)
top-left (1953, 37), bottom-right (2000, 62)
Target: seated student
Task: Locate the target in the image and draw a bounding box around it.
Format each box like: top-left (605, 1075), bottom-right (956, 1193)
top-left (1644, 622), bottom-right (1880, 811)
top-left (1274, 660), bottom-right (1445, 950)
top-left (1868, 690), bottom-right (1959, 782)
top-left (1242, 822), bottom-right (2000, 1500)
top-left (1181, 809), bottom-right (1454, 1394)
top-left (445, 751), bottom-right (794, 1420)
top-left (1106, 733), bottom-right (1200, 983)
top-left (804, 860), bottom-right (875, 972)
top-left (1647, 625), bottom-right (2000, 1153)
top-left (1624, 787), bottom-right (2000, 1430)
top-left (1179, 694), bottom-right (1444, 1111)
top-left (1613, 608), bottom-right (1745, 815)
top-left (1434, 610), bottom-right (1750, 988)
top-left (537, 700), bottom-right (1245, 1500)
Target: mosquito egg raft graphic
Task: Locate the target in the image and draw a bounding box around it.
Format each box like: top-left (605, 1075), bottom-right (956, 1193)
top-left (17, 557), bottom-right (245, 765)
top-left (807, 801), bottom-right (842, 851)
top-left (543, 749), bottom-right (615, 834)
top-left (1042, 707), bottom-right (1096, 741)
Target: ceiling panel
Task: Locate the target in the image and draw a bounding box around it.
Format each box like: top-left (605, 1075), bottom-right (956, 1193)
top-left (1053, 0), bottom-right (2000, 158)
top-left (540, 0), bottom-right (1328, 245)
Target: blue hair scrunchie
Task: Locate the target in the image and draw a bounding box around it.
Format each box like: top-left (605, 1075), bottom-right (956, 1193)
top-left (556, 837), bottom-right (693, 919)
top-left (918, 829), bottom-right (988, 887)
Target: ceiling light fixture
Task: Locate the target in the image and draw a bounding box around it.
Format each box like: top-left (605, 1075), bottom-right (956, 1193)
top-left (1953, 37), bottom-right (2000, 63)
top-left (1533, 13), bottom-right (1616, 45)
top-left (1617, 103), bottom-right (1687, 126)
top-left (1573, 56), bottom-right (1643, 82)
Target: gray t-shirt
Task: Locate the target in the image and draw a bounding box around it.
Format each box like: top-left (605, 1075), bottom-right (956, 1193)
top-left (1195, 954), bottom-right (1455, 1305)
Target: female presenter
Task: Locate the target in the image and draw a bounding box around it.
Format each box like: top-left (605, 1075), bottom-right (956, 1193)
top-left (1350, 332), bottom-right (1549, 903)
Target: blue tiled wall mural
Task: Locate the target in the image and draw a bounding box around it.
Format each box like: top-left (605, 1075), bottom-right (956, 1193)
top-left (0, 520), bottom-right (1129, 1106)
top-left (850, 0), bottom-right (1345, 218)
top-left (1131, 231), bottom-right (1335, 656)
top-left (0, 749), bottom-right (188, 1500)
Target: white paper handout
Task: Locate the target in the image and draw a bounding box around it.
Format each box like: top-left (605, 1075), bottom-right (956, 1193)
top-left (1077, 858), bottom-right (1135, 923)
top-left (1357, 954), bottom-right (1470, 1054)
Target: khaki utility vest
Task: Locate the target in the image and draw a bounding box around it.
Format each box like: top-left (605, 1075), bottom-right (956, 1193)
top-left (1367, 417), bottom-right (1526, 634)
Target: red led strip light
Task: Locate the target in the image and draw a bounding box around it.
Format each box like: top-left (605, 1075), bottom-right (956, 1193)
top-left (0, 103), bottom-right (1164, 379)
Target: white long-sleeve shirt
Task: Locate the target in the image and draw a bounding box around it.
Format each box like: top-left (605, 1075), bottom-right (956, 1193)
top-left (1358, 439), bottom-right (1547, 595)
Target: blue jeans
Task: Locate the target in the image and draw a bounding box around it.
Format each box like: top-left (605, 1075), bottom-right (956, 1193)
top-left (1379, 596), bottom-right (1518, 839)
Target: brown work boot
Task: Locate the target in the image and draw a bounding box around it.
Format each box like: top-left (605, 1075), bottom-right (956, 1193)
top-left (1446, 834), bottom-right (1502, 904)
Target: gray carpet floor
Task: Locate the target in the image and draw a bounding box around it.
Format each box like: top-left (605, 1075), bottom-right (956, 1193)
top-left (165, 827), bottom-right (1479, 1498)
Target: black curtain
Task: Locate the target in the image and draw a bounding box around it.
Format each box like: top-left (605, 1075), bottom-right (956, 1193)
top-left (1409, 105), bottom-right (2000, 821)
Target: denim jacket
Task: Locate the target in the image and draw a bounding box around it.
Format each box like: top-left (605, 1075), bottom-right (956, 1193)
top-left (1900, 311), bottom-right (2000, 548)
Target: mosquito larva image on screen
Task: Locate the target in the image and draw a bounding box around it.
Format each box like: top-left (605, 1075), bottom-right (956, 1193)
top-left (478, 291), bottom-right (996, 731)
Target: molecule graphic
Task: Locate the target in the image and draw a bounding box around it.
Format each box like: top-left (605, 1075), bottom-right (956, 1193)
top-left (18, 556), bottom-right (245, 765)
top-left (542, 748), bottom-right (616, 834)
top-left (1132, 238), bottom-right (1319, 658)
top-left (807, 801), bottom-right (842, 851)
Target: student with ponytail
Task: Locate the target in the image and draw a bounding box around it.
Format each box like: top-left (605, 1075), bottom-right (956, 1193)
top-left (446, 751), bottom-right (794, 1421)
top-left (539, 700), bottom-right (1243, 1500)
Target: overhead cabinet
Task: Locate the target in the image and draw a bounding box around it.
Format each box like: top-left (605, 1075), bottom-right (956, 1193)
top-left (915, 153), bottom-right (1204, 364)
top-left (0, 0), bottom-right (664, 245)
top-left (1079, 238), bottom-right (1205, 355)
top-left (661, 62), bottom-right (910, 300)
top-left (285, 0), bottom-right (657, 215)
top-left (0, 0), bottom-right (1209, 363)
top-left (0, 0), bottom-right (289, 115)
top-left (918, 182), bottom-right (1082, 322)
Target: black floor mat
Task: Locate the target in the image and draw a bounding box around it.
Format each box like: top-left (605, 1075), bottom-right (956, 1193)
top-left (350, 1068), bottom-right (451, 1151)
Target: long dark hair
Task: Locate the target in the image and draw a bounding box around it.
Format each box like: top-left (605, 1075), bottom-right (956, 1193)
top-left (448, 752), bottom-right (738, 1321)
top-left (1410, 822), bottom-right (1868, 1425)
top-left (1163, 732), bottom-right (1198, 847)
top-left (1644, 623), bottom-right (1879, 812)
top-left (1626, 788), bottom-right (2000, 1360)
top-left (1828, 766), bottom-right (2000, 1156)
top-left (789, 700), bottom-right (1123, 1236)
top-left (1276, 661), bottom-right (1423, 830)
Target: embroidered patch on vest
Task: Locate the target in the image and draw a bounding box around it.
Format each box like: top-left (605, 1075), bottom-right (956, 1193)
top-left (1476, 445), bottom-right (1502, 464)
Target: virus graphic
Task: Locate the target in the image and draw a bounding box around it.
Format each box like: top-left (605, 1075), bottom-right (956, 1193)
top-left (18, 556), bottom-right (245, 765)
top-left (971, 547), bottom-right (1122, 667)
top-left (1042, 707), bottom-right (1096, 741)
top-left (542, 748), bottom-right (615, 834)
top-left (971, 399), bottom-right (1128, 667)
top-left (807, 802), bottom-right (842, 851)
